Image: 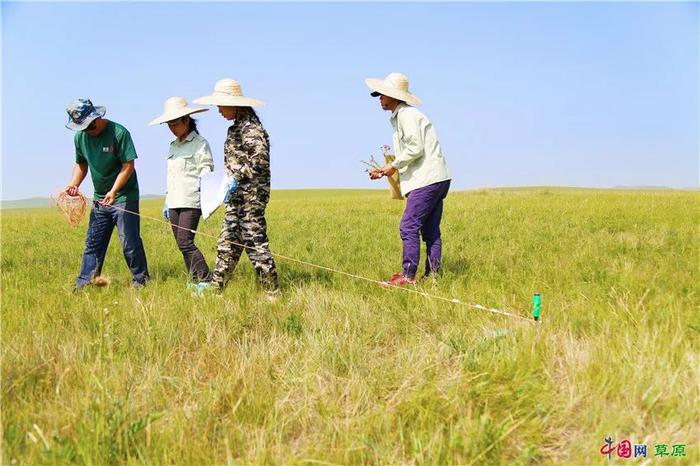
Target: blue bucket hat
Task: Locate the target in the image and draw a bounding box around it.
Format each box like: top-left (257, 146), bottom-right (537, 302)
top-left (65, 98), bottom-right (106, 131)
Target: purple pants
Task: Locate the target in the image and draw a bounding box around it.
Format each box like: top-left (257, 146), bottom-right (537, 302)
top-left (400, 180), bottom-right (451, 279)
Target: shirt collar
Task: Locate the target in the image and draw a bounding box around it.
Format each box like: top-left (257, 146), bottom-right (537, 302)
top-left (172, 130), bottom-right (197, 145)
top-left (390, 102), bottom-right (407, 120)
top-left (234, 113), bottom-right (253, 126)
top-left (230, 113), bottom-right (255, 133)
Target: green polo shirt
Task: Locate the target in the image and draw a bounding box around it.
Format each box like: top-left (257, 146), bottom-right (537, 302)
top-left (74, 120), bottom-right (140, 203)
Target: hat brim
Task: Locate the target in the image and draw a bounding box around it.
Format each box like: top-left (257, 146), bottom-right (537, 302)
top-left (365, 78), bottom-right (421, 106)
top-left (192, 95), bottom-right (265, 108)
top-left (65, 106), bottom-right (106, 131)
top-left (149, 107), bottom-right (209, 126)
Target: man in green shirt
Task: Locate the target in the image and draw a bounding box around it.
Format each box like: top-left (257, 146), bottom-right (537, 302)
top-left (64, 98), bottom-right (149, 289)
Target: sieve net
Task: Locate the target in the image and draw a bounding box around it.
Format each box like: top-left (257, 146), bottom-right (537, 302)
top-left (52, 191), bottom-right (88, 227)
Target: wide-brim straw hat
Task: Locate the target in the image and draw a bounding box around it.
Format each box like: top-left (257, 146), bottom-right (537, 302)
top-left (365, 72), bottom-right (422, 106)
top-left (149, 97), bottom-right (208, 126)
top-left (193, 79), bottom-right (265, 108)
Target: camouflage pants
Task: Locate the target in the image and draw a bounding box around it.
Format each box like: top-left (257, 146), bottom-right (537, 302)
top-left (211, 197), bottom-right (278, 291)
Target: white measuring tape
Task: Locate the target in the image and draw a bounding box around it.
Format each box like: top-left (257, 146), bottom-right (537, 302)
top-left (100, 201), bottom-right (533, 323)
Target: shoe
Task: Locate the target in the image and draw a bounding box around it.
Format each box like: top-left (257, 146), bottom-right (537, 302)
top-left (265, 289), bottom-right (281, 303)
top-left (381, 273), bottom-right (416, 287)
top-left (187, 281), bottom-right (215, 297)
top-left (420, 272), bottom-right (439, 284)
top-left (187, 282), bottom-right (219, 298)
top-left (131, 281), bottom-right (146, 290)
top-left (73, 280), bottom-right (91, 293)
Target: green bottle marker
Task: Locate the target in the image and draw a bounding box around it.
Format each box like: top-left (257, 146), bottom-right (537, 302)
top-left (532, 293), bottom-right (542, 321)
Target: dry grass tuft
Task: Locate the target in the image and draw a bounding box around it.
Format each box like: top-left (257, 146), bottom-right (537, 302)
top-left (90, 276), bottom-right (110, 287)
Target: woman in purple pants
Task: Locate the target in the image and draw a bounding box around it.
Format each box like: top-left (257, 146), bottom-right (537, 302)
top-left (365, 72), bottom-right (452, 286)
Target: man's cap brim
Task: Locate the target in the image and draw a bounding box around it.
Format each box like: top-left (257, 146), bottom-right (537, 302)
top-left (65, 106), bottom-right (106, 131)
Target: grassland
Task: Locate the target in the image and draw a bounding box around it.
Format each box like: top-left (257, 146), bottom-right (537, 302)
top-left (2, 188), bottom-right (698, 465)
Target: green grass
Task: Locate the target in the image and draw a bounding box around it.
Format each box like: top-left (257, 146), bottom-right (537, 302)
top-left (2, 188), bottom-right (698, 464)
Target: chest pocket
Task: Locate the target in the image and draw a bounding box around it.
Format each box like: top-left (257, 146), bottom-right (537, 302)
top-left (231, 134), bottom-right (245, 156)
top-left (168, 153), bottom-right (196, 179)
top-left (393, 127), bottom-right (408, 157)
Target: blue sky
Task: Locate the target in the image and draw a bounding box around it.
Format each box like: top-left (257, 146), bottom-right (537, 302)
top-left (2, 1), bottom-right (698, 200)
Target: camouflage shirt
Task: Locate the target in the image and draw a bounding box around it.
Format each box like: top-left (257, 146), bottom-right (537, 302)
top-left (223, 113), bottom-right (271, 200)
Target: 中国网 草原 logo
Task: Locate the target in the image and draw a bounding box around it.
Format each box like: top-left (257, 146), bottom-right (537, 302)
top-left (600, 436), bottom-right (686, 460)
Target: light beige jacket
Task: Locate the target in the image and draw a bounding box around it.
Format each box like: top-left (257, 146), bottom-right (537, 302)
top-left (389, 103), bottom-right (451, 195)
top-left (166, 131), bottom-right (214, 208)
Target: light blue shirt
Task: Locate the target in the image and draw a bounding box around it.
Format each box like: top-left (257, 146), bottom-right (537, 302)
top-left (166, 131), bottom-right (214, 208)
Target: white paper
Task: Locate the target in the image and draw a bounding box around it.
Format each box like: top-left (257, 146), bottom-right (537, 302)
top-left (200, 170), bottom-right (232, 220)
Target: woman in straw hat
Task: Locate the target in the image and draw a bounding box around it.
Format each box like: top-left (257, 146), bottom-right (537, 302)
top-left (193, 79), bottom-right (279, 297)
top-left (149, 97), bottom-right (214, 282)
top-left (365, 72), bottom-right (451, 286)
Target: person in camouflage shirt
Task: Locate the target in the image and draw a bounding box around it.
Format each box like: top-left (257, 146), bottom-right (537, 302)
top-left (194, 79), bottom-right (279, 295)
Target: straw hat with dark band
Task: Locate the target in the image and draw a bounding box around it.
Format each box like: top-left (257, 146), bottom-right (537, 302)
top-left (365, 72), bottom-right (421, 106)
top-left (194, 79), bottom-right (265, 108)
top-left (149, 97), bottom-right (208, 126)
